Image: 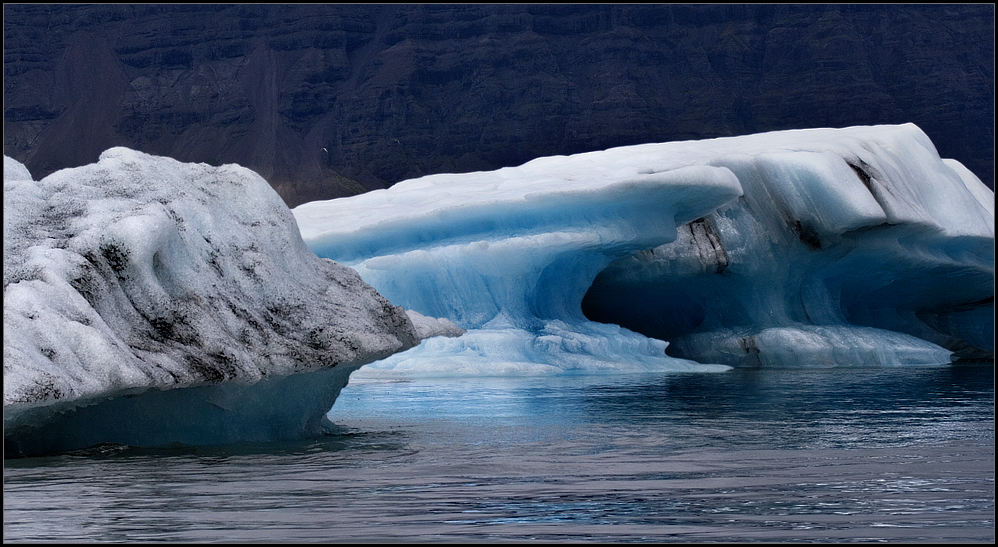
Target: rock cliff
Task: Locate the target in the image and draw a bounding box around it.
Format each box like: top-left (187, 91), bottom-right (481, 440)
top-left (4, 4), bottom-right (993, 206)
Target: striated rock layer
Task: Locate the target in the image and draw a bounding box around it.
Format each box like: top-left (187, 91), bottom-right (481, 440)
top-left (3, 150), bottom-right (418, 456)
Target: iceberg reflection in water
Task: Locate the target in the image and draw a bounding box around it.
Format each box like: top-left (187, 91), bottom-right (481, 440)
top-left (4, 364), bottom-right (993, 543)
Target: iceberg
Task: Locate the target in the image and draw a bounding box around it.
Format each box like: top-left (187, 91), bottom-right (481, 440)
top-left (295, 124), bottom-right (993, 376)
top-left (4, 150), bottom-right (419, 456)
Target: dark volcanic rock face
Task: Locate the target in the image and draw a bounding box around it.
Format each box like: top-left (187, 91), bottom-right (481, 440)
top-left (4, 4), bottom-right (994, 206)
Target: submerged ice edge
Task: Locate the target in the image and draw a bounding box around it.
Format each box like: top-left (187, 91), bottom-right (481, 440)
top-left (351, 321), bottom-right (733, 380)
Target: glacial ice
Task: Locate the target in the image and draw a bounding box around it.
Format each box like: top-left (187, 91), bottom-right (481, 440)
top-left (4, 150), bottom-right (419, 455)
top-left (295, 124), bottom-right (993, 376)
top-left (3, 124), bottom-right (991, 455)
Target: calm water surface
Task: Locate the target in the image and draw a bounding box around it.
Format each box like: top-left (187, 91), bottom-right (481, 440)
top-left (4, 363), bottom-right (994, 542)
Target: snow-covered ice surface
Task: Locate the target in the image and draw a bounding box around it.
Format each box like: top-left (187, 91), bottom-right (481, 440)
top-left (295, 124), bottom-right (993, 377)
top-left (4, 150), bottom-right (418, 455)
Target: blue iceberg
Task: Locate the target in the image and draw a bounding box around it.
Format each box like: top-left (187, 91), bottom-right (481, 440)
top-left (295, 124), bottom-right (993, 376)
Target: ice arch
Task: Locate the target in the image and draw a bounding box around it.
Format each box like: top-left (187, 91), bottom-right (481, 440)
top-left (295, 162), bottom-right (744, 377)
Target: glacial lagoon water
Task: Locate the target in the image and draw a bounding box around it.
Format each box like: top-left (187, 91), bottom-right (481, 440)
top-left (3, 363), bottom-right (994, 543)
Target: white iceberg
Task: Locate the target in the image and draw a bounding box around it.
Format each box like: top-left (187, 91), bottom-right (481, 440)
top-left (4, 149), bottom-right (418, 455)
